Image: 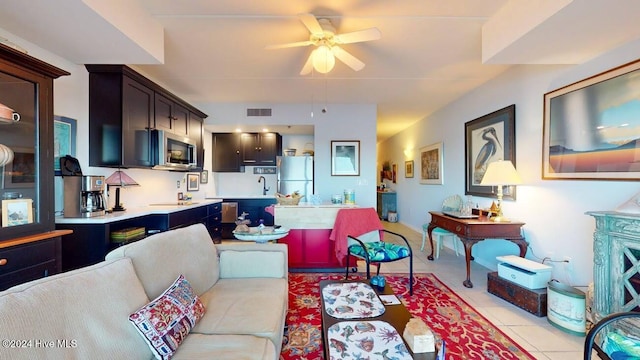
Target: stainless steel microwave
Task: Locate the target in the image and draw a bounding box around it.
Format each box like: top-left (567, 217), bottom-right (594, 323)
top-left (151, 130), bottom-right (197, 171)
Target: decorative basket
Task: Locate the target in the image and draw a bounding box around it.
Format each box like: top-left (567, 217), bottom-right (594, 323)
top-left (276, 193), bottom-right (302, 205)
top-left (302, 142), bottom-right (314, 156)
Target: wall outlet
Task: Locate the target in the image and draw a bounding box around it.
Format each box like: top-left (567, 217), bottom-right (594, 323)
top-left (177, 180), bottom-right (181, 189)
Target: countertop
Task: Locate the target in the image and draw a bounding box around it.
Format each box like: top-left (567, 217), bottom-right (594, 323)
top-left (55, 199), bottom-right (222, 224)
top-left (206, 195), bottom-right (276, 199)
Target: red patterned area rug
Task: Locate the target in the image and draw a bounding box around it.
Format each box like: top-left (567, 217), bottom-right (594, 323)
top-left (280, 273), bottom-right (534, 360)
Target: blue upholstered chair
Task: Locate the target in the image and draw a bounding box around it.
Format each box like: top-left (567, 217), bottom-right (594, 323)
top-left (345, 229), bottom-right (413, 295)
top-left (421, 195), bottom-right (463, 258)
top-left (584, 311), bottom-right (640, 359)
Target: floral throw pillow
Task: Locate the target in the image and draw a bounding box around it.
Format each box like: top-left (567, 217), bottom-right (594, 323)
top-left (129, 275), bottom-right (206, 360)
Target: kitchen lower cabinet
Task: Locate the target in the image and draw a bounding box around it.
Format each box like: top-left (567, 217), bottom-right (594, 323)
top-left (56, 202), bottom-right (222, 271)
top-left (278, 229), bottom-right (343, 270)
top-left (221, 198), bottom-right (277, 238)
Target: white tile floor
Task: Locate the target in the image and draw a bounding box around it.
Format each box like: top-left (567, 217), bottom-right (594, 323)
top-left (224, 221), bottom-right (594, 359)
top-left (379, 221), bottom-right (590, 360)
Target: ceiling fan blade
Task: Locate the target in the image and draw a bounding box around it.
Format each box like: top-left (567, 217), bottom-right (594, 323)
top-left (298, 13), bottom-right (323, 36)
top-left (265, 40), bottom-right (313, 50)
top-left (332, 46), bottom-right (365, 71)
top-left (334, 27), bottom-right (381, 44)
top-left (300, 52), bottom-right (314, 75)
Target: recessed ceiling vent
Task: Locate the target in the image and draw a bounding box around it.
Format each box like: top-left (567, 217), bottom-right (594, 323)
top-left (247, 108), bottom-right (272, 117)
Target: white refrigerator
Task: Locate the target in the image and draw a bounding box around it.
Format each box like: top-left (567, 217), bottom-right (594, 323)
top-left (277, 156), bottom-right (313, 202)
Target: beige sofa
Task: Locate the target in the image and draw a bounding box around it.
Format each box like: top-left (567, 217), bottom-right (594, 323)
top-left (0, 223), bottom-right (289, 359)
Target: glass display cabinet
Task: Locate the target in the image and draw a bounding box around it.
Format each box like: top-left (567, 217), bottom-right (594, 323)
top-left (0, 43), bottom-right (68, 240)
top-left (0, 43), bottom-right (71, 290)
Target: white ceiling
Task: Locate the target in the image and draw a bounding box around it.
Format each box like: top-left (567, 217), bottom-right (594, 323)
top-left (1, 0), bottom-right (639, 140)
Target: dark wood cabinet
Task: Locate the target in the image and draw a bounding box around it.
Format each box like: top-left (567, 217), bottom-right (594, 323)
top-left (0, 44), bottom-right (71, 290)
top-left (154, 93), bottom-right (189, 136)
top-left (122, 75), bottom-right (154, 167)
top-left (57, 203), bottom-right (223, 271)
top-left (86, 65), bottom-right (207, 169)
top-left (0, 43), bottom-right (68, 241)
top-left (0, 232), bottom-right (71, 291)
top-left (212, 133), bottom-right (243, 172)
top-left (189, 113), bottom-right (204, 169)
top-left (220, 198), bottom-right (277, 238)
top-left (241, 132), bottom-right (282, 165)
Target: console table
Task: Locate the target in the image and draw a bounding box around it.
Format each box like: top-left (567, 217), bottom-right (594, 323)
top-left (426, 211), bottom-right (527, 288)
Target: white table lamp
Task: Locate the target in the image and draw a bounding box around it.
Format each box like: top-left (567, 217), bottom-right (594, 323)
top-left (480, 160), bottom-right (522, 222)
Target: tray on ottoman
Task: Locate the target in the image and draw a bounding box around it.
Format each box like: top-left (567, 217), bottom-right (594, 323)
top-left (487, 271), bottom-right (547, 317)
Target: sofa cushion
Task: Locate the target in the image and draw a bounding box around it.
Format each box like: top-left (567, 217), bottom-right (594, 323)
top-left (192, 277), bottom-right (287, 354)
top-left (106, 223), bottom-right (220, 299)
top-left (173, 334), bottom-right (276, 360)
top-left (219, 249), bottom-right (286, 278)
top-left (130, 275), bottom-right (206, 360)
top-left (0, 258), bottom-right (152, 360)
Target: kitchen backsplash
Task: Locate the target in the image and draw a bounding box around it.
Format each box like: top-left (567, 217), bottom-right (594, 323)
top-left (214, 167), bottom-right (277, 196)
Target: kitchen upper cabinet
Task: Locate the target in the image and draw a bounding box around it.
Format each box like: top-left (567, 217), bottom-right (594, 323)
top-left (154, 93), bottom-right (189, 136)
top-left (241, 132), bottom-right (282, 166)
top-left (212, 133), bottom-right (242, 172)
top-left (189, 113), bottom-right (204, 169)
top-left (86, 65), bottom-right (207, 169)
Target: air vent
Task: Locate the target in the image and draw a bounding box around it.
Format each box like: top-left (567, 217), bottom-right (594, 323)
top-left (247, 108), bottom-right (272, 117)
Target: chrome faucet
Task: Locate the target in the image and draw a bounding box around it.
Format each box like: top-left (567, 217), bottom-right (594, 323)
top-left (258, 176), bottom-right (270, 195)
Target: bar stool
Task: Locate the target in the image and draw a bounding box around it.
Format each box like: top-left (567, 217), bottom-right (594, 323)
top-left (421, 224), bottom-right (461, 258)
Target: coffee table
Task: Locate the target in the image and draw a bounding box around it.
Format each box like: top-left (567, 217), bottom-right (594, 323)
top-left (319, 279), bottom-right (436, 359)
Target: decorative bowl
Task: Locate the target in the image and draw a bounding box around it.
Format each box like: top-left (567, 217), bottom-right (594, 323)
top-left (232, 227), bottom-right (289, 243)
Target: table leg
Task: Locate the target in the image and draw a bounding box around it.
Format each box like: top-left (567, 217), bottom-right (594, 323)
top-left (426, 223), bottom-right (436, 261)
top-left (462, 239), bottom-right (474, 288)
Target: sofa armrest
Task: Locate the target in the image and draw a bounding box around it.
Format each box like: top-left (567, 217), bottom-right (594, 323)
top-left (216, 243), bottom-right (288, 279)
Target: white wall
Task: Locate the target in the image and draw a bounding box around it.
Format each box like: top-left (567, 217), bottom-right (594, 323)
top-left (378, 39), bottom-right (640, 287)
top-left (197, 103), bottom-right (378, 207)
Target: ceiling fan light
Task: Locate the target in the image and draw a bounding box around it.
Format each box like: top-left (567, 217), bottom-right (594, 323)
top-left (312, 45), bottom-right (335, 73)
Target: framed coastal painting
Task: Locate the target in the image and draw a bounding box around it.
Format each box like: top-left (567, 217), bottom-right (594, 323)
top-left (331, 140), bottom-right (360, 176)
top-left (187, 173), bottom-right (200, 191)
top-left (53, 115), bottom-right (77, 176)
top-left (2, 198), bottom-right (33, 227)
top-left (543, 59), bottom-right (640, 180)
top-left (405, 160), bottom-right (414, 178)
top-left (465, 105), bottom-right (516, 199)
top-left (419, 142), bottom-right (443, 185)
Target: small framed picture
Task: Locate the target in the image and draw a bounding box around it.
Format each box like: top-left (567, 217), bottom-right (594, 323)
top-left (177, 192), bottom-right (184, 201)
top-left (187, 173), bottom-right (200, 191)
top-left (405, 160), bottom-right (414, 178)
top-left (2, 198), bottom-right (33, 227)
top-left (200, 170), bottom-right (209, 184)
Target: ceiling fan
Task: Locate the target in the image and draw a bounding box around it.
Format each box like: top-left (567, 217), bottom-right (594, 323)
top-left (266, 13), bottom-right (381, 75)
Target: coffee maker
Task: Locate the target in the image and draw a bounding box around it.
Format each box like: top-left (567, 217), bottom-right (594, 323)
top-left (63, 175), bottom-right (106, 218)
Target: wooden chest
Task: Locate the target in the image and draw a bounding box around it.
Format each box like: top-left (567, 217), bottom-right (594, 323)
top-left (487, 272), bottom-right (547, 317)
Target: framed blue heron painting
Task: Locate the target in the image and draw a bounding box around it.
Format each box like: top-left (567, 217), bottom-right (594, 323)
top-left (465, 104), bottom-right (516, 199)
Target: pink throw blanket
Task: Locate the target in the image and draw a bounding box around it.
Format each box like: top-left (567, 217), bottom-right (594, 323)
top-left (329, 207), bottom-right (384, 264)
